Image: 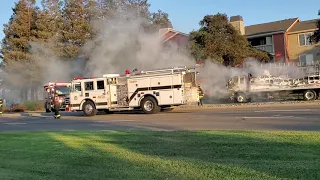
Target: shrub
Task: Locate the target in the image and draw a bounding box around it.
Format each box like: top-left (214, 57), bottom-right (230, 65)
top-left (11, 104), bottom-right (27, 112)
top-left (22, 100), bottom-right (44, 111)
top-left (2, 106), bottom-right (11, 113)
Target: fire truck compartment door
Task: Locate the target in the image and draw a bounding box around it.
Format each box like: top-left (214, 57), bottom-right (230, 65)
top-left (150, 76), bottom-right (173, 87)
top-left (110, 84), bottom-right (118, 104)
top-left (159, 90), bottom-right (174, 105)
top-left (70, 82), bottom-right (82, 109)
top-left (173, 88), bottom-right (183, 104)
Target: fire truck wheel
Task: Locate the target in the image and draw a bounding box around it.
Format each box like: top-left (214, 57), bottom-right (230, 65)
top-left (82, 101), bottom-right (97, 116)
top-left (303, 90), bottom-right (317, 101)
top-left (236, 93), bottom-right (247, 103)
top-left (141, 96), bottom-right (160, 114)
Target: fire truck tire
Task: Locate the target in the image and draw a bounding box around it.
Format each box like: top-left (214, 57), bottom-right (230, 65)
top-left (303, 90), bottom-right (317, 101)
top-left (141, 96), bottom-right (160, 114)
top-left (236, 93), bottom-right (247, 103)
top-left (82, 101), bottom-right (97, 116)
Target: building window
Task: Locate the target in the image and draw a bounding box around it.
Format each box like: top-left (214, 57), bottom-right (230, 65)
top-left (299, 33), bottom-right (312, 46)
top-left (299, 54), bottom-right (314, 66)
top-left (84, 81), bottom-right (94, 91)
top-left (97, 80), bottom-right (104, 90)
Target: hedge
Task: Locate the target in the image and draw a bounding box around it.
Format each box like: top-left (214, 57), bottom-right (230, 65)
top-left (3, 100), bottom-right (44, 112)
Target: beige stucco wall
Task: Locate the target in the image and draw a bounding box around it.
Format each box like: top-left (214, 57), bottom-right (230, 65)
top-left (230, 21), bottom-right (245, 35)
top-left (287, 30), bottom-right (320, 62)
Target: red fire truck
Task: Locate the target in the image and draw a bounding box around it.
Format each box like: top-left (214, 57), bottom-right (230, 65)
top-left (43, 82), bottom-right (71, 113)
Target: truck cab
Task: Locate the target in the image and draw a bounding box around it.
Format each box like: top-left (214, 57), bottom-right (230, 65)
top-left (227, 75), bottom-right (249, 92)
top-left (43, 82), bottom-right (71, 112)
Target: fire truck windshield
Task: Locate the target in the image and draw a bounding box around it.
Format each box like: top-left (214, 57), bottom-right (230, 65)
top-left (55, 86), bottom-right (70, 95)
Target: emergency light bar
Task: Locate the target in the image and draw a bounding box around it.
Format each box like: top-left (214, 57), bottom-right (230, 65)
top-left (72, 77), bottom-right (98, 80)
top-left (43, 82), bottom-right (70, 87)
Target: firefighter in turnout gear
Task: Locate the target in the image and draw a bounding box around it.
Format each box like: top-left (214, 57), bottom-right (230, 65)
top-left (52, 89), bottom-right (61, 119)
top-left (0, 98), bottom-right (3, 115)
top-left (197, 86), bottom-right (204, 106)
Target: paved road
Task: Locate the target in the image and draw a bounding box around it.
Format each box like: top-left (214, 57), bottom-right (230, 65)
top-left (1, 104), bottom-right (320, 132)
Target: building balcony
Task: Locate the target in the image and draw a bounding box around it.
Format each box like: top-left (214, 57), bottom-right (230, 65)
top-left (253, 44), bottom-right (274, 54)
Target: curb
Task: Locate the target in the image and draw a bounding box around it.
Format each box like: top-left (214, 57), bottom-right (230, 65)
top-left (176, 100), bottom-right (320, 109)
top-left (2, 100), bottom-right (319, 116)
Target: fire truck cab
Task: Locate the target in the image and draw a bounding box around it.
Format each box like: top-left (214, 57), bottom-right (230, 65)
top-left (43, 82), bottom-right (71, 112)
top-left (66, 66), bottom-right (198, 116)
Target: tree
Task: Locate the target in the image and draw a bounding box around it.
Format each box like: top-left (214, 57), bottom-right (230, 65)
top-left (1, 0), bottom-right (38, 100)
top-left (61, 0), bottom-right (94, 59)
top-left (94, 0), bottom-right (151, 26)
top-left (311, 10), bottom-right (320, 43)
top-left (188, 13), bottom-right (270, 66)
top-left (95, 0), bottom-right (171, 33)
top-left (34, 0), bottom-right (63, 54)
top-left (148, 9), bottom-right (172, 32)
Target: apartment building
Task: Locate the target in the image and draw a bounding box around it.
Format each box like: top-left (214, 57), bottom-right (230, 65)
top-left (230, 15), bottom-right (319, 65)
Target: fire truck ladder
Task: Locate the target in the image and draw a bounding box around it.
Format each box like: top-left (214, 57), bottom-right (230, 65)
top-left (142, 66), bottom-right (196, 75)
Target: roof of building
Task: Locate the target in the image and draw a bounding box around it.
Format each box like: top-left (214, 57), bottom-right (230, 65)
top-left (288, 19), bottom-right (318, 32)
top-left (230, 15), bottom-right (243, 22)
top-left (159, 28), bottom-right (189, 43)
top-left (245, 18), bottom-right (299, 36)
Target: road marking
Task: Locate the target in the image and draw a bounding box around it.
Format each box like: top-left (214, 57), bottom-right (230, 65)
top-left (235, 116), bottom-right (294, 119)
top-left (254, 109), bottom-right (311, 112)
top-left (3, 122), bottom-right (27, 125)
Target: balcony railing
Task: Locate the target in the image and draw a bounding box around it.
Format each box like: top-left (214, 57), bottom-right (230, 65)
top-left (253, 44), bottom-right (274, 54)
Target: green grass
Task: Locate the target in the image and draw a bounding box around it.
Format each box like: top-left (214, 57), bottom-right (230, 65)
top-left (0, 131), bottom-right (319, 180)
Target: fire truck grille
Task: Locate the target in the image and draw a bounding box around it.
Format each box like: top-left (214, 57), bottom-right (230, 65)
top-left (64, 97), bottom-right (70, 105)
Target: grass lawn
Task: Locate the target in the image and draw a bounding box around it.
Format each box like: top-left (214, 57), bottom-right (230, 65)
top-left (0, 131), bottom-right (319, 180)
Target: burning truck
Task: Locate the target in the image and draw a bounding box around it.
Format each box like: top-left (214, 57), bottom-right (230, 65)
top-left (227, 70), bottom-right (320, 103)
top-left (43, 82), bottom-right (71, 112)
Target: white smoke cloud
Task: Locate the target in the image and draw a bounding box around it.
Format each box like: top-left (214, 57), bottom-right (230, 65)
top-left (83, 12), bottom-right (193, 77)
top-left (2, 8), bottom-right (313, 103)
top-left (29, 42), bottom-right (86, 83)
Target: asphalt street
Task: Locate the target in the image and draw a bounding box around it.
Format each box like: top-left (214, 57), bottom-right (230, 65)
top-left (0, 104), bottom-right (320, 132)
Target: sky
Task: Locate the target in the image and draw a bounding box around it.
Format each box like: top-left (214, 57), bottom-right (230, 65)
top-left (0, 0), bottom-right (319, 41)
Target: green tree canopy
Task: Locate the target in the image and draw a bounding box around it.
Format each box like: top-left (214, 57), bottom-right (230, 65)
top-left (34, 0), bottom-right (63, 54)
top-left (149, 9), bottom-right (172, 31)
top-left (1, 0), bottom-right (38, 100)
top-left (60, 0), bottom-right (97, 58)
top-left (188, 13), bottom-right (270, 66)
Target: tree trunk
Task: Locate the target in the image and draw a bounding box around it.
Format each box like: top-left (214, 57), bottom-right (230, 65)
top-left (35, 88), bottom-right (38, 100)
top-left (31, 86), bottom-right (35, 100)
top-left (1, 89), bottom-right (4, 104)
top-left (20, 89), bottom-right (24, 102)
top-left (24, 88), bottom-right (28, 101)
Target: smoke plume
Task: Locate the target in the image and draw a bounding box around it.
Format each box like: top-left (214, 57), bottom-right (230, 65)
top-left (1, 9), bottom-right (313, 103)
top-left (83, 12), bottom-right (194, 77)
